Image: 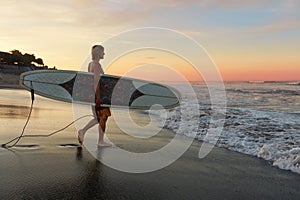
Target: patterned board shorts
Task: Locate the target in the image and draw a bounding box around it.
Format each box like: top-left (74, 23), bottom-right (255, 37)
top-left (92, 105), bottom-right (111, 122)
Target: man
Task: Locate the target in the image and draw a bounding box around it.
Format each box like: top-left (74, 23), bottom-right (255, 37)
top-left (78, 45), bottom-right (112, 147)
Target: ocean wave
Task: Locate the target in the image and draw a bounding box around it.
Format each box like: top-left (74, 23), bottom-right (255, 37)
top-left (226, 89), bottom-right (299, 96)
top-left (146, 82), bottom-right (300, 174)
top-left (287, 81), bottom-right (300, 85)
top-left (157, 100), bottom-right (300, 174)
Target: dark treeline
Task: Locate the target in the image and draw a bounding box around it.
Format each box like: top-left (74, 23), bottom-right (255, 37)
top-left (0, 50), bottom-right (51, 69)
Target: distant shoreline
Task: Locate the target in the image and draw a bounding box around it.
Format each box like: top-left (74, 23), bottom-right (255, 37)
top-left (0, 64), bottom-right (54, 86)
top-left (0, 73), bottom-right (19, 85)
top-left (0, 84), bottom-right (23, 89)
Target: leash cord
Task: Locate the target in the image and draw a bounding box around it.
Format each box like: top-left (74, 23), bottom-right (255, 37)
top-left (1, 88), bottom-right (93, 148)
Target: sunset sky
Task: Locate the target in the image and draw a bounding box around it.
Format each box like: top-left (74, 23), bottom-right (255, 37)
top-left (1, 0), bottom-right (299, 81)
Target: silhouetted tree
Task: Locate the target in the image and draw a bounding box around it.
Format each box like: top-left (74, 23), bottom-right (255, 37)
top-left (23, 53), bottom-right (36, 66)
top-left (10, 49), bottom-right (22, 55)
top-left (34, 58), bottom-right (44, 66)
top-left (1, 49), bottom-right (49, 68)
top-left (10, 50), bottom-right (23, 65)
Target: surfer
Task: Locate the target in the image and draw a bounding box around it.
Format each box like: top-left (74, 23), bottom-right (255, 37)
top-left (78, 45), bottom-right (112, 147)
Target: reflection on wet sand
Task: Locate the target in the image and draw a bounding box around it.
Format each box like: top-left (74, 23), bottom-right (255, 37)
top-left (75, 146), bottom-right (108, 199)
top-left (0, 104), bottom-right (33, 118)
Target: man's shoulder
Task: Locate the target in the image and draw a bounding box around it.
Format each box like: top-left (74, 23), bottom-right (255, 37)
top-left (90, 61), bottom-right (101, 67)
top-left (90, 61), bottom-right (101, 70)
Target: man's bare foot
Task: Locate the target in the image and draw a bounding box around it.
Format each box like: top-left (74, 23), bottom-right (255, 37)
top-left (77, 130), bottom-right (85, 145)
top-left (98, 142), bottom-right (112, 147)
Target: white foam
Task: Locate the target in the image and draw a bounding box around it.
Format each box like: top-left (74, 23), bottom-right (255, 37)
top-left (146, 82), bottom-right (300, 174)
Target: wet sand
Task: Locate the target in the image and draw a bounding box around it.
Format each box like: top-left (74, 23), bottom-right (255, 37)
top-left (1, 136), bottom-right (300, 199)
top-left (1, 122), bottom-right (300, 199)
top-left (0, 89), bottom-right (300, 199)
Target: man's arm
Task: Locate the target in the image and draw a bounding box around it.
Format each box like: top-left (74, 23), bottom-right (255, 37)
top-left (92, 63), bottom-right (101, 91)
top-left (92, 63), bottom-right (102, 107)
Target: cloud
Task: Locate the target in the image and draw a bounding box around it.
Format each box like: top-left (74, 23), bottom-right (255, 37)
top-left (246, 20), bottom-right (300, 35)
top-left (180, 18), bottom-right (300, 39)
top-left (2, 0), bottom-right (298, 30)
top-left (1, 0), bottom-right (299, 43)
top-left (121, 0), bottom-right (280, 9)
top-left (0, 0), bottom-right (147, 29)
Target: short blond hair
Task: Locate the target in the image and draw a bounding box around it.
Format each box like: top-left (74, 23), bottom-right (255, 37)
top-left (91, 45), bottom-right (104, 60)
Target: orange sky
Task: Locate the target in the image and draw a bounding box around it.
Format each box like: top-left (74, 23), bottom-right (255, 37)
top-left (104, 46), bottom-right (300, 82)
top-left (104, 49), bottom-right (204, 82)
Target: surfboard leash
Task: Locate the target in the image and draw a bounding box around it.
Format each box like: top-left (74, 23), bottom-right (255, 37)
top-left (1, 86), bottom-right (93, 149)
top-left (1, 114), bottom-right (93, 148)
top-left (1, 84), bottom-right (35, 148)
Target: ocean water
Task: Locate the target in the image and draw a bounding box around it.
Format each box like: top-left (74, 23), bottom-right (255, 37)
top-left (156, 81), bottom-right (300, 174)
top-left (1, 82), bottom-right (299, 175)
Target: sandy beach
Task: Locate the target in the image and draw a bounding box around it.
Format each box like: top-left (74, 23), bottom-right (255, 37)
top-left (0, 89), bottom-right (299, 200)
